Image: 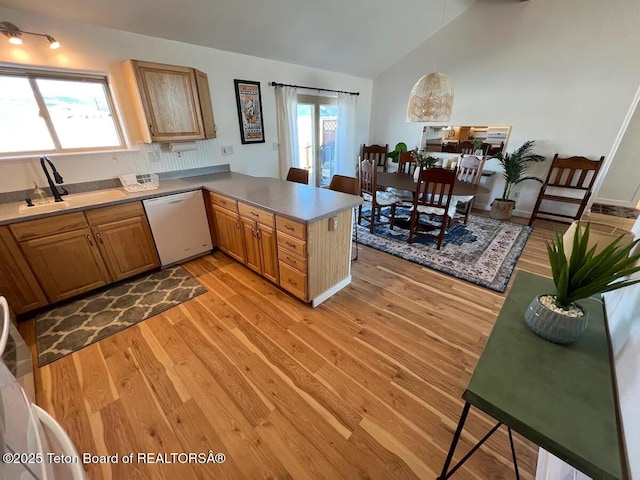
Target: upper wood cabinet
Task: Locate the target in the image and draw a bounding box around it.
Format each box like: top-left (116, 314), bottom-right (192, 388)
top-left (124, 60), bottom-right (217, 143)
top-left (0, 226), bottom-right (48, 314)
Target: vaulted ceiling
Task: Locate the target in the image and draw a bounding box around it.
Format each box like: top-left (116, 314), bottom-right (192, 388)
top-left (0, 0), bottom-right (474, 78)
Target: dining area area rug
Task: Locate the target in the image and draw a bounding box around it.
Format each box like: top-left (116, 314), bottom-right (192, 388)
top-left (356, 205), bottom-right (531, 292)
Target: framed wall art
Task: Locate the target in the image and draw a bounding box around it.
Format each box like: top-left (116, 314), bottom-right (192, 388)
top-left (234, 79), bottom-right (265, 144)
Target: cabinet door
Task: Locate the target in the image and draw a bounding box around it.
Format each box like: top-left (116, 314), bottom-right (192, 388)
top-left (132, 60), bottom-right (204, 142)
top-left (0, 226), bottom-right (48, 314)
top-left (93, 216), bottom-right (160, 282)
top-left (195, 69), bottom-right (217, 139)
top-left (258, 225), bottom-right (279, 284)
top-left (213, 208), bottom-right (246, 264)
top-left (21, 228), bottom-right (111, 303)
top-left (241, 218), bottom-right (261, 274)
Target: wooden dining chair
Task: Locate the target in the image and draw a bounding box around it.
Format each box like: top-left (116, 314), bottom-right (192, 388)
top-left (408, 167), bottom-right (458, 249)
top-left (528, 154), bottom-right (604, 226)
top-left (286, 167), bottom-right (309, 185)
top-left (361, 144), bottom-right (389, 172)
top-left (441, 142), bottom-right (459, 153)
top-left (386, 151), bottom-right (417, 206)
top-left (458, 141), bottom-right (475, 155)
top-left (453, 155), bottom-right (486, 224)
top-left (358, 158), bottom-right (401, 234)
top-left (329, 174), bottom-right (360, 261)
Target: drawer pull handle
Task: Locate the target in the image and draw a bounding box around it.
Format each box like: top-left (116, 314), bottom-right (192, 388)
top-left (86, 235), bottom-right (94, 246)
top-left (284, 225), bottom-right (294, 230)
top-left (288, 279), bottom-right (298, 286)
top-left (96, 232), bottom-right (104, 244)
top-left (251, 227), bottom-right (256, 237)
top-left (286, 242), bottom-right (296, 248)
top-left (286, 257), bottom-right (296, 264)
top-left (220, 200), bottom-right (227, 204)
top-left (251, 211), bottom-right (259, 217)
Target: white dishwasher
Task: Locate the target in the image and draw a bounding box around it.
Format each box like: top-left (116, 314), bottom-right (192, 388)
top-left (143, 190), bottom-right (212, 267)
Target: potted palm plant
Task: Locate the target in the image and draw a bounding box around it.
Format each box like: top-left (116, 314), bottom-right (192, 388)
top-left (490, 140), bottom-right (545, 220)
top-left (525, 223), bottom-right (640, 344)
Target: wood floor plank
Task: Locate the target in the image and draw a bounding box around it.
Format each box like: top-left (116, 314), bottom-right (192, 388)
top-left (29, 215), bottom-right (562, 480)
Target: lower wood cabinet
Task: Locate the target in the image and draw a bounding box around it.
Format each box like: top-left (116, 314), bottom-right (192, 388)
top-left (212, 207), bottom-right (246, 263)
top-left (240, 218), bottom-right (279, 284)
top-left (10, 201), bottom-right (160, 307)
top-left (0, 226), bottom-right (48, 314)
top-left (20, 227), bottom-right (111, 303)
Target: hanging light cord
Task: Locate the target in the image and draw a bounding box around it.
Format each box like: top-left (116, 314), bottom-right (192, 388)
top-left (434, 0), bottom-right (447, 73)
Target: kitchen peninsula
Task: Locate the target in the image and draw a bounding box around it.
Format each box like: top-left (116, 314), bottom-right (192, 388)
top-left (0, 168), bottom-right (363, 310)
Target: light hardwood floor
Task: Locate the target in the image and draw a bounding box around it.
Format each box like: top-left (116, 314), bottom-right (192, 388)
top-left (18, 218), bottom-right (574, 480)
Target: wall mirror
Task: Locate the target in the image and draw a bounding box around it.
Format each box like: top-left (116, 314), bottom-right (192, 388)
top-left (420, 125), bottom-right (511, 156)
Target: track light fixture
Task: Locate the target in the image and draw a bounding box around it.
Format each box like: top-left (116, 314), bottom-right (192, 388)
top-left (0, 21), bottom-right (61, 49)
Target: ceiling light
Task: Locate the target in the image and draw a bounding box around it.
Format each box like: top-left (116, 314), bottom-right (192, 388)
top-left (0, 21), bottom-right (61, 50)
top-left (46, 35), bottom-right (60, 49)
top-left (406, 0), bottom-right (453, 122)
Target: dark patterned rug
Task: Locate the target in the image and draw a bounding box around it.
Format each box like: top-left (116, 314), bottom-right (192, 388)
top-left (356, 205), bottom-right (531, 292)
top-left (35, 266), bottom-right (206, 366)
top-left (591, 203), bottom-right (640, 219)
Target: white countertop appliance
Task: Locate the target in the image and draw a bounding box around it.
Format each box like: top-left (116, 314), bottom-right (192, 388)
top-left (143, 190), bottom-right (212, 266)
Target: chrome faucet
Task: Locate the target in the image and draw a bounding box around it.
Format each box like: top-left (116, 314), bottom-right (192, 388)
top-left (40, 156), bottom-right (68, 202)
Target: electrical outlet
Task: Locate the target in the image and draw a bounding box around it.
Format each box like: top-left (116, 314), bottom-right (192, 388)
top-left (220, 146), bottom-right (228, 156)
top-left (147, 145), bottom-right (161, 162)
top-left (513, 191), bottom-right (520, 199)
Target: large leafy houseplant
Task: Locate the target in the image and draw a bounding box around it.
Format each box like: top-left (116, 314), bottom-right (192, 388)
top-left (494, 140), bottom-right (545, 201)
top-left (525, 223), bottom-right (640, 344)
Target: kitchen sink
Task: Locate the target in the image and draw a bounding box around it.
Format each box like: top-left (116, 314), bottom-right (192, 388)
top-left (18, 201), bottom-right (70, 215)
top-left (17, 189), bottom-right (128, 215)
top-left (65, 189), bottom-right (128, 206)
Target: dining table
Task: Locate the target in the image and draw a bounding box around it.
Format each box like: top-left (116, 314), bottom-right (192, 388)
top-left (377, 172), bottom-right (492, 197)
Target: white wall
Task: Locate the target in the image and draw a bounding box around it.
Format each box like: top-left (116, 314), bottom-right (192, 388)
top-left (370, 0), bottom-right (640, 216)
top-left (0, 5), bottom-right (373, 193)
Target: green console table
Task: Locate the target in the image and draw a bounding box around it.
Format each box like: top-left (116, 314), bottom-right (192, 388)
top-left (437, 270), bottom-right (628, 480)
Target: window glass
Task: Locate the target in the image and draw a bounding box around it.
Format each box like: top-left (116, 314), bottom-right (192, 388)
top-left (0, 70), bottom-right (124, 156)
top-left (36, 78), bottom-right (121, 149)
top-left (0, 76), bottom-right (55, 153)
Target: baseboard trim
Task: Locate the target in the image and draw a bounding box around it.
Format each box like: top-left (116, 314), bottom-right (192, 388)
top-left (311, 276), bottom-right (351, 307)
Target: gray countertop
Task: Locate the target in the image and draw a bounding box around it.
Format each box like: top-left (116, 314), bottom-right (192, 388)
top-left (0, 172), bottom-right (363, 226)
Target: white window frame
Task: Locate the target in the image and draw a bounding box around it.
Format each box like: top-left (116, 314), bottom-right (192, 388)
top-left (0, 66), bottom-right (127, 158)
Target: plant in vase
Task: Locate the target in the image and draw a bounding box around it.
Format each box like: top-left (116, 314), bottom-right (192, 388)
top-left (490, 140), bottom-right (545, 220)
top-left (411, 149), bottom-right (440, 181)
top-left (472, 138), bottom-right (483, 154)
top-left (525, 223), bottom-right (640, 344)
top-left (387, 142), bottom-right (408, 164)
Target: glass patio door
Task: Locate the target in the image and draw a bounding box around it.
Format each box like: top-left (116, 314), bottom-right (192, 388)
top-left (296, 95), bottom-right (337, 187)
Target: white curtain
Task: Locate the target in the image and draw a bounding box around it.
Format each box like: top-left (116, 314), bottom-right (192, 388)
top-left (275, 85), bottom-right (299, 180)
top-left (334, 93), bottom-right (358, 177)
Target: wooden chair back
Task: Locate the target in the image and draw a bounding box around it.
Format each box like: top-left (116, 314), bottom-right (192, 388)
top-left (329, 174), bottom-right (359, 196)
top-left (457, 155), bottom-right (485, 185)
top-left (414, 167), bottom-right (456, 210)
top-left (361, 144), bottom-right (389, 172)
top-left (359, 158), bottom-right (377, 197)
top-left (458, 141), bottom-right (475, 154)
top-left (528, 154), bottom-right (605, 225)
top-left (441, 142), bottom-right (458, 153)
top-left (543, 155), bottom-right (604, 190)
top-left (286, 167), bottom-right (309, 185)
top-left (486, 142), bottom-right (504, 157)
top-left (397, 151), bottom-right (416, 174)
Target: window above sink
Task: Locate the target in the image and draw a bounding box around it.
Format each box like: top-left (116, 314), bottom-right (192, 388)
top-left (0, 66), bottom-right (126, 158)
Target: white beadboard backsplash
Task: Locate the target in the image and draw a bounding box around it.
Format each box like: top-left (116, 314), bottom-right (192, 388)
top-left (0, 139), bottom-right (224, 193)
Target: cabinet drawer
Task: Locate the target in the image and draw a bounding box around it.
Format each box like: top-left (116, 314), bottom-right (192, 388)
top-left (238, 202), bottom-right (274, 227)
top-left (10, 212), bottom-right (88, 241)
top-left (86, 201), bottom-right (144, 225)
top-left (279, 262), bottom-right (307, 301)
top-left (210, 192), bottom-right (238, 212)
top-left (276, 216), bottom-right (306, 240)
top-left (277, 231), bottom-right (307, 257)
top-left (277, 247), bottom-right (307, 274)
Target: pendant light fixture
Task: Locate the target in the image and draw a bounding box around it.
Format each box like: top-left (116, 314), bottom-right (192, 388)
top-left (406, 0), bottom-right (453, 122)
